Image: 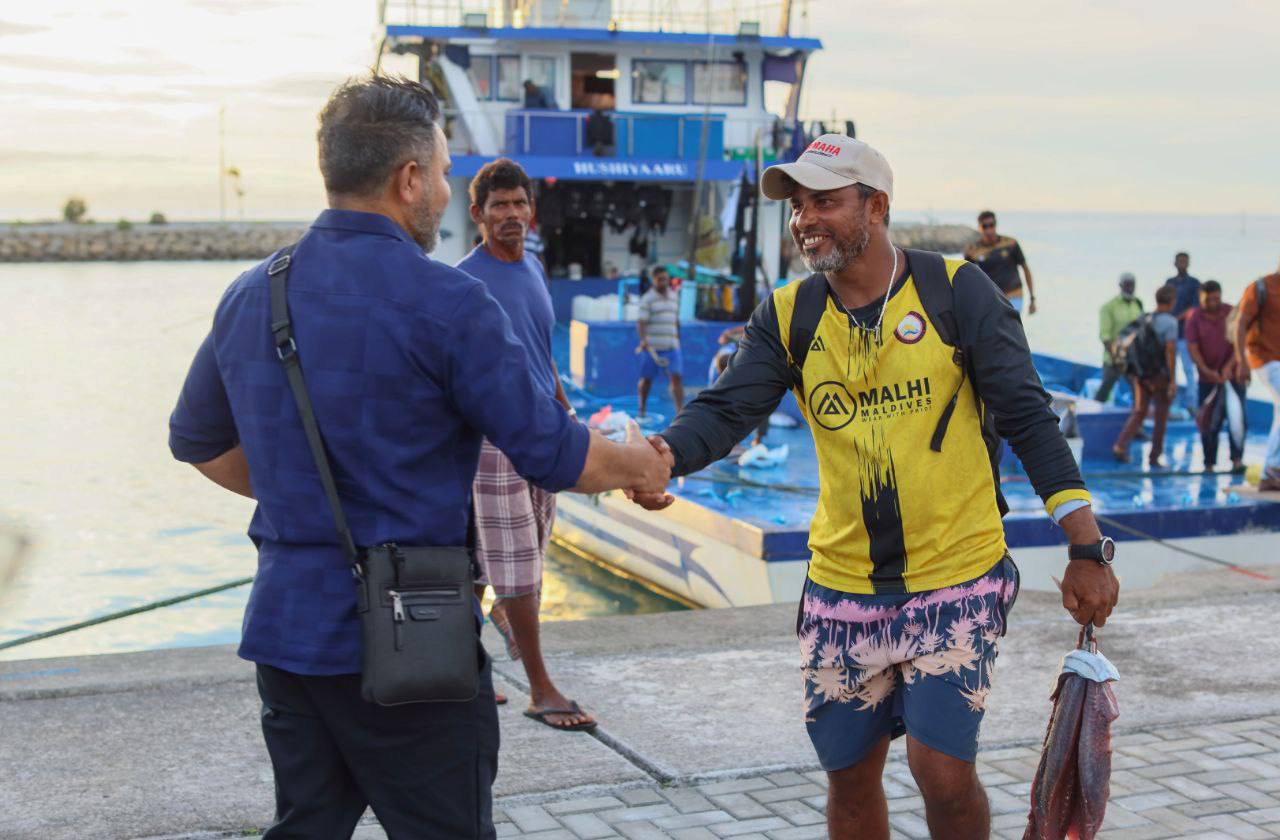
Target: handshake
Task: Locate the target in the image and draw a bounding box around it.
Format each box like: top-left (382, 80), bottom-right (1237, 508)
top-left (572, 420), bottom-right (677, 511)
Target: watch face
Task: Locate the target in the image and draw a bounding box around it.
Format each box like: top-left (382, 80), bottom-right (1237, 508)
top-left (1101, 538), bottom-right (1116, 562)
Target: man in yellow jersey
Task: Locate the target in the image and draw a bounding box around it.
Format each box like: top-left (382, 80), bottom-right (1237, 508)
top-left (631, 135), bottom-right (1119, 840)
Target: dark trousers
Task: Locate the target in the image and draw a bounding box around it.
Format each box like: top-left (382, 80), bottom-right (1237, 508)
top-left (1114, 375), bottom-right (1171, 463)
top-left (1198, 380), bottom-right (1248, 468)
top-left (1095, 362), bottom-right (1124, 403)
top-left (256, 657), bottom-right (499, 840)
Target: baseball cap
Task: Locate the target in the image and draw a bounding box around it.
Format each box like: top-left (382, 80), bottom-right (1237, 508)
top-left (761, 134), bottom-right (894, 202)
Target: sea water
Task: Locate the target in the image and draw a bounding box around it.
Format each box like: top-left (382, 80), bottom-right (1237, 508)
top-left (0, 260), bottom-right (680, 662)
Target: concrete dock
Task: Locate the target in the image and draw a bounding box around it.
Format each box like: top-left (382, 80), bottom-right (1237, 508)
top-left (3, 561), bottom-right (1280, 839)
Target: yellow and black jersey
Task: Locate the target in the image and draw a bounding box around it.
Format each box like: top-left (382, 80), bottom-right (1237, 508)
top-left (662, 252), bottom-right (1089, 595)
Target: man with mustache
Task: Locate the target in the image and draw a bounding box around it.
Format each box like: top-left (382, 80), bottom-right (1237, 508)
top-left (169, 77), bottom-right (669, 838)
top-left (630, 135), bottom-right (1119, 840)
top-left (457, 158), bottom-right (595, 733)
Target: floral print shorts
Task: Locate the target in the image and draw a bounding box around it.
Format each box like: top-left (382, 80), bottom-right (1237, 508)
top-left (799, 557), bottom-right (1019, 770)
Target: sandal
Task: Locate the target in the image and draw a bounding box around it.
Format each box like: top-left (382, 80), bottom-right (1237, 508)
top-left (523, 701), bottom-right (598, 733)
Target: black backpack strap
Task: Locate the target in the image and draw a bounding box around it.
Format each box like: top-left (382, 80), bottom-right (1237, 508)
top-left (906, 249), bottom-right (958, 349)
top-left (905, 249), bottom-right (967, 452)
top-left (787, 273), bottom-right (830, 400)
top-left (268, 244), bottom-right (361, 568)
top-left (907, 248), bottom-right (1009, 515)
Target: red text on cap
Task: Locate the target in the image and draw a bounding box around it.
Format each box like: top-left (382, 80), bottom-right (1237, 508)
top-left (806, 140), bottom-right (842, 157)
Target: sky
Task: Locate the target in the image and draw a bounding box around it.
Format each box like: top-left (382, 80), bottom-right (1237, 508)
top-left (1, 0), bottom-right (1277, 220)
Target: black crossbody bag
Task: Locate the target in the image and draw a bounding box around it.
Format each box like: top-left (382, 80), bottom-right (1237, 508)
top-left (267, 245), bottom-right (479, 706)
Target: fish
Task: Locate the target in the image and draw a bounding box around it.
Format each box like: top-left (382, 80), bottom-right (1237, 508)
top-left (1023, 629), bottom-right (1120, 840)
top-left (1224, 382), bottom-right (1246, 455)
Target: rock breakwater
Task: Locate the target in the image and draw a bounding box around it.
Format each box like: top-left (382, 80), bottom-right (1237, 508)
top-left (890, 222), bottom-right (978, 254)
top-left (0, 222), bottom-right (308, 262)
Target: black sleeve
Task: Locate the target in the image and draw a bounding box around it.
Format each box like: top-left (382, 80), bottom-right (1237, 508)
top-left (659, 294), bottom-right (792, 476)
top-left (1013, 241), bottom-right (1027, 266)
top-left (952, 262), bottom-right (1085, 504)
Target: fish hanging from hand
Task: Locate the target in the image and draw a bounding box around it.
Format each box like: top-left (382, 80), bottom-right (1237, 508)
top-left (1023, 624), bottom-right (1120, 840)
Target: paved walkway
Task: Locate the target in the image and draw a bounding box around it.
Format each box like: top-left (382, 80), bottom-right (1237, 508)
top-left (7, 567), bottom-right (1280, 839)
top-left (332, 716), bottom-right (1280, 840)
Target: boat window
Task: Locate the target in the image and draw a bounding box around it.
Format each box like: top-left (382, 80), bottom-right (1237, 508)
top-left (692, 61), bottom-right (747, 106)
top-left (633, 60), bottom-right (687, 104)
top-left (495, 55), bottom-right (522, 101)
top-left (468, 55), bottom-right (493, 100)
top-left (527, 56), bottom-right (557, 98)
top-left (468, 54), bottom-right (521, 101)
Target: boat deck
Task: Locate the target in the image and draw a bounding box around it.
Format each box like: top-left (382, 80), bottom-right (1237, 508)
top-left (551, 325), bottom-right (1280, 603)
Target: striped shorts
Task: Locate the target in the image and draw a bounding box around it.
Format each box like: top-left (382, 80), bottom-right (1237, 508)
top-left (472, 439), bottom-right (556, 599)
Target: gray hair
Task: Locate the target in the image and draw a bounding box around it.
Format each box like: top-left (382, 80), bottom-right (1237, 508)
top-left (317, 75), bottom-right (441, 197)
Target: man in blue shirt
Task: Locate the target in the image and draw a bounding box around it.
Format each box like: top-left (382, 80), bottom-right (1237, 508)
top-left (168, 77), bottom-right (670, 840)
top-left (457, 158), bottom-right (597, 733)
top-left (1164, 251), bottom-right (1202, 412)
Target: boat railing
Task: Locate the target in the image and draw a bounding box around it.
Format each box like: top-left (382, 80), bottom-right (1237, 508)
top-left (442, 107), bottom-right (787, 159)
top-left (381, 0), bottom-right (799, 37)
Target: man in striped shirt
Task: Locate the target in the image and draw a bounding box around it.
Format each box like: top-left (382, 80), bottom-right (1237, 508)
top-left (636, 264), bottom-right (684, 417)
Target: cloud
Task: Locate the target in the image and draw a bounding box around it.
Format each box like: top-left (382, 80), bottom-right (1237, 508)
top-left (0, 149), bottom-right (186, 166)
top-left (0, 20), bottom-right (49, 37)
top-left (0, 54), bottom-right (200, 77)
top-left (185, 0), bottom-right (302, 13)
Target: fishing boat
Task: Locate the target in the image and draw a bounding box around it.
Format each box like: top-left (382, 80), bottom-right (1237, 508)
top-left (377, 1), bottom-right (1279, 607)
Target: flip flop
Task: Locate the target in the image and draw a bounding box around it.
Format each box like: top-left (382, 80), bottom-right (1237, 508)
top-left (523, 701), bottom-right (597, 733)
top-left (495, 693), bottom-right (509, 706)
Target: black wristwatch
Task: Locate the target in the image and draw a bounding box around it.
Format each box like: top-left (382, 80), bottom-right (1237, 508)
top-left (1068, 537), bottom-right (1116, 565)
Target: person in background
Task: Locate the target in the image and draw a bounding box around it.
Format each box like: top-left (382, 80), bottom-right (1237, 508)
top-left (523, 222), bottom-right (545, 262)
top-left (522, 79), bottom-right (556, 109)
top-left (636, 264), bottom-right (684, 417)
top-left (1113, 285), bottom-right (1179, 466)
top-left (168, 76), bottom-right (670, 839)
top-left (1187, 280), bottom-right (1247, 473)
top-left (963, 210), bottom-right (1037, 314)
top-left (457, 158), bottom-right (595, 733)
top-left (1234, 262), bottom-right (1280, 491)
top-left (1164, 252), bottom-right (1202, 413)
top-left (1096, 272), bottom-right (1144, 403)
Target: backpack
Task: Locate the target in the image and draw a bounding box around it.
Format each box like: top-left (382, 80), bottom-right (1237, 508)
top-left (784, 249), bottom-right (1008, 516)
top-left (1226, 277), bottom-right (1270, 348)
top-left (1114, 313), bottom-right (1167, 379)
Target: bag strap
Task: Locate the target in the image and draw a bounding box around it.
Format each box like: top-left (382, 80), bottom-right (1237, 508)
top-left (268, 244), bottom-right (361, 567)
top-left (904, 249), bottom-right (968, 452)
top-left (906, 249), bottom-right (958, 349)
top-left (786, 273), bottom-right (830, 399)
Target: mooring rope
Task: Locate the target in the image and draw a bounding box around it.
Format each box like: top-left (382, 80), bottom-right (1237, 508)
top-left (0, 576), bottom-right (253, 652)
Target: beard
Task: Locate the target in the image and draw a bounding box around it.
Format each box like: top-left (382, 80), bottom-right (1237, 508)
top-left (801, 224), bottom-right (870, 274)
top-left (407, 189), bottom-right (444, 252)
